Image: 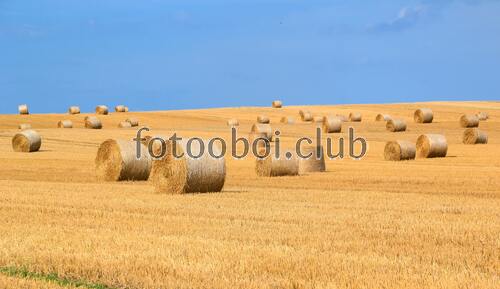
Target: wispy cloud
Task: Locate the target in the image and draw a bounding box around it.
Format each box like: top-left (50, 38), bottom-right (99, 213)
top-left (368, 5), bottom-right (428, 32)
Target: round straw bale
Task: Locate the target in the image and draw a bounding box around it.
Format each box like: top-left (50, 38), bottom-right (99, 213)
top-left (313, 116), bottom-right (323, 123)
top-left (124, 106), bottom-right (129, 112)
top-left (95, 105), bottom-right (109, 115)
top-left (227, 118), bottom-right (239, 127)
top-left (336, 114), bottom-right (348, 122)
top-left (255, 148), bottom-right (299, 177)
top-left (95, 139), bottom-right (152, 181)
top-left (463, 128), bottom-right (488, 145)
top-left (272, 100), bottom-right (283, 108)
top-left (251, 123), bottom-right (273, 140)
top-left (18, 124), bottom-right (32, 130)
top-left (384, 141), bottom-right (416, 161)
top-left (85, 116), bottom-right (102, 129)
top-left (375, 114), bottom-right (391, 121)
top-left (68, 106), bottom-right (80, 114)
top-left (414, 108), bottom-right (433, 123)
top-left (280, 116), bottom-right (295, 124)
top-left (386, 119), bottom-right (407, 132)
top-left (299, 145), bottom-right (326, 174)
top-left (416, 134), bottom-right (447, 158)
top-left (476, 112), bottom-right (489, 121)
top-left (151, 139), bottom-right (226, 194)
top-left (57, 120), bottom-right (73, 128)
top-left (12, 130), bottom-right (41, 152)
top-left (349, 113), bottom-right (362, 122)
top-left (115, 105), bottom-right (126, 112)
top-left (126, 118), bottom-right (139, 127)
top-left (459, 114), bottom-right (479, 128)
top-left (257, 115), bottom-right (270, 124)
top-left (322, 116), bottom-right (342, 133)
top-left (248, 132), bottom-right (270, 149)
top-left (18, 104), bottom-right (29, 115)
top-left (118, 121), bottom-right (132, 128)
top-left (299, 110), bottom-right (313, 122)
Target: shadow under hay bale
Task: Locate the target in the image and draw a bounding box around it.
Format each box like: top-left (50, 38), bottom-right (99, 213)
top-left (463, 128), bottom-right (488, 144)
top-left (416, 134), bottom-right (447, 158)
top-left (384, 141), bottom-right (416, 161)
top-left (386, 119), bottom-right (407, 132)
top-left (414, 108), bottom-right (433, 123)
top-left (12, 130), bottom-right (41, 152)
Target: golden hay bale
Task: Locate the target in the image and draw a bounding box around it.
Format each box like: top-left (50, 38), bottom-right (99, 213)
top-left (251, 123), bottom-right (273, 140)
top-left (126, 118), bottom-right (139, 127)
top-left (414, 108), bottom-right (433, 123)
top-left (68, 106), bottom-right (80, 114)
top-left (384, 141), bottom-right (416, 161)
top-left (57, 120), bottom-right (73, 128)
top-left (272, 100), bottom-right (283, 108)
top-left (151, 139), bottom-right (226, 194)
top-left (227, 118), bottom-right (239, 127)
top-left (118, 121), bottom-right (132, 128)
top-left (18, 104), bottom-right (29, 115)
top-left (463, 128), bottom-right (488, 145)
top-left (18, 124), bottom-right (32, 130)
top-left (280, 116), bottom-right (295, 124)
top-left (95, 105), bottom-right (109, 115)
top-left (299, 145), bottom-right (326, 174)
top-left (322, 116), bottom-right (342, 133)
top-left (299, 110), bottom-right (313, 122)
top-left (476, 112), bottom-right (488, 121)
top-left (257, 115), bottom-right (270, 124)
top-left (348, 113), bottom-right (362, 122)
top-left (95, 139), bottom-right (152, 181)
top-left (375, 114), bottom-right (391, 121)
top-left (12, 130), bottom-right (41, 152)
top-left (124, 106), bottom-right (129, 112)
top-left (255, 148), bottom-right (299, 177)
top-left (459, 114), bottom-right (479, 128)
top-left (115, 105), bottom-right (126, 112)
top-left (84, 116), bottom-right (102, 129)
top-left (313, 116), bottom-right (323, 123)
top-left (248, 132), bottom-right (270, 148)
top-left (416, 134), bottom-right (447, 158)
top-left (386, 119), bottom-right (407, 132)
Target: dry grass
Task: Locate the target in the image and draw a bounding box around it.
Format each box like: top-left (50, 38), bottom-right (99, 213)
top-left (0, 101), bottom-right (499, 289)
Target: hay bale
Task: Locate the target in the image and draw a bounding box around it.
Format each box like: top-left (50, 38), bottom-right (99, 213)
top-left (85, 116), bottom-right (102, 129)
top-left (335, 114), bottom-right (348, 122)
top-left (126, 118), bottom-right (139, 127)
top-left (416, 134), bottom-right (447, 158)
top-left (251, 123), bottom-right (273, 140)
top-left (68, 106), bottom-right (80, 114)
top-left (313, 116), bottom-right (323, 123)
top-left (124, 106), bottom-right (129, 112)
top-left (459, 114), bottom-right (479, 128)
top-left (255, 148), bottom-right (299, 177)
top-left (18, 104), bottom-right (29, 115)
top-left (227, 118), bottom-right (239, 127)
top-left (18, 124), bottom-right (31, 130)
top-left (463, 128), bottom-right (488, 145)
top-left (414, 108), bottom-right (433, 123)
top-left (375, 114), bottom-right (391, 121)
top-left (248, 132), bottom-right (270, 149)
top-left (95, 105), bottom-right (109, 115)
top-left (12, 130), bottom-right (41, 152)
top-left (386, 119), bottom-right (407, 132)
top-left (272, 100), bottom-right (283, 108)
top-left (299, 145), bottom-right (326, 174)
top-left (151, 139), bottom-right (226, 194)
top-left (299, 110), bottom-right (313, 122)
top-left (349, 113), bottom-right (362, 122)
top-left (57, 120), bottom-right (73, 128)
top-left (95, 139), bottom-right (152, 181)
top-left (280, 116), bottom-right (295, 124)
top-left (322, 116), bottom-right (342, 133)
top-left (118, 121), bottom-right (132, 128)
top-left (257, 115), bottom-right (270, 124)
top-left (115, 105), bottom-right (126, 112)
top-left (384, 141), bottom-right (416, 161)
top-left (477, 112), bottom-right (489, 121)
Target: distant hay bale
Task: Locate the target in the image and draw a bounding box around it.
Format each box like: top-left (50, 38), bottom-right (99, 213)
top-left (118, 121), bottom-right (132, 128)
top-left (459, 114), bottom-right (479, 128)
top-left (95, 139), bottom-right (152, 181)
top-left (124, 106), bottom-right (129, 112)
top-left (414, 108), bottom-right (433, 123)
top-left (255, 148), bottom-right (299, 177)
top-left (68, 106), bottom-right (80, 114)
top-left (151, 139), bottom-right (226, 194)
top-left (227, 118), bottom-right (239, 127)
top-left (375, 114), bottom-right (391, 121)
top-left (18, 104), bottom-right (29, 115)
top-left (251, 123), bottom-right (273, 140)
top-left (384, 141), bottom-right (416, 161)
top-left (313, 116), bottom-right (323, 123)
top-left (280, 116), bottom-right (295, 124)
top-left (299, 145), bottom-right (326, 174)
top-left (126, 118), bottom-right (139, 127)
top-left (299, 110), bottom-right (313, 122)
top-left (336, 114), bottom-right (348, 122)
top-left (272, 100), bottom-right (283, 108)
top-left (57, 120), bottom-right (73, 128)
top-left (12, 130), bottom-right (41, 152)
top-left (257, 115), bottom-right (270, 124)
top-left (18, 124), bottom-right (31, 130)
top-left (476, 112), bottom-right (489, 121)
top-left (95, 105), bottom-right (109, 115)
top-left (115, 105), bottom-right (126, 112)
top-left (322, 116), bottom-right (342, 133)
top-left (416, 134), bottom-right (447, 158)
top-left (348, 113), bottom-right (362, 122)
top-left (386, 119), bottom-right (407, 132)
top-left (84, 116), bottom-right (102, 129)
top-left (463, 128), bottom-right (488, 145)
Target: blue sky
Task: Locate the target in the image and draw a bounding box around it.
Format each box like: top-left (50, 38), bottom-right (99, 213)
top-left (1, 0), bottom-right (499, 114)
